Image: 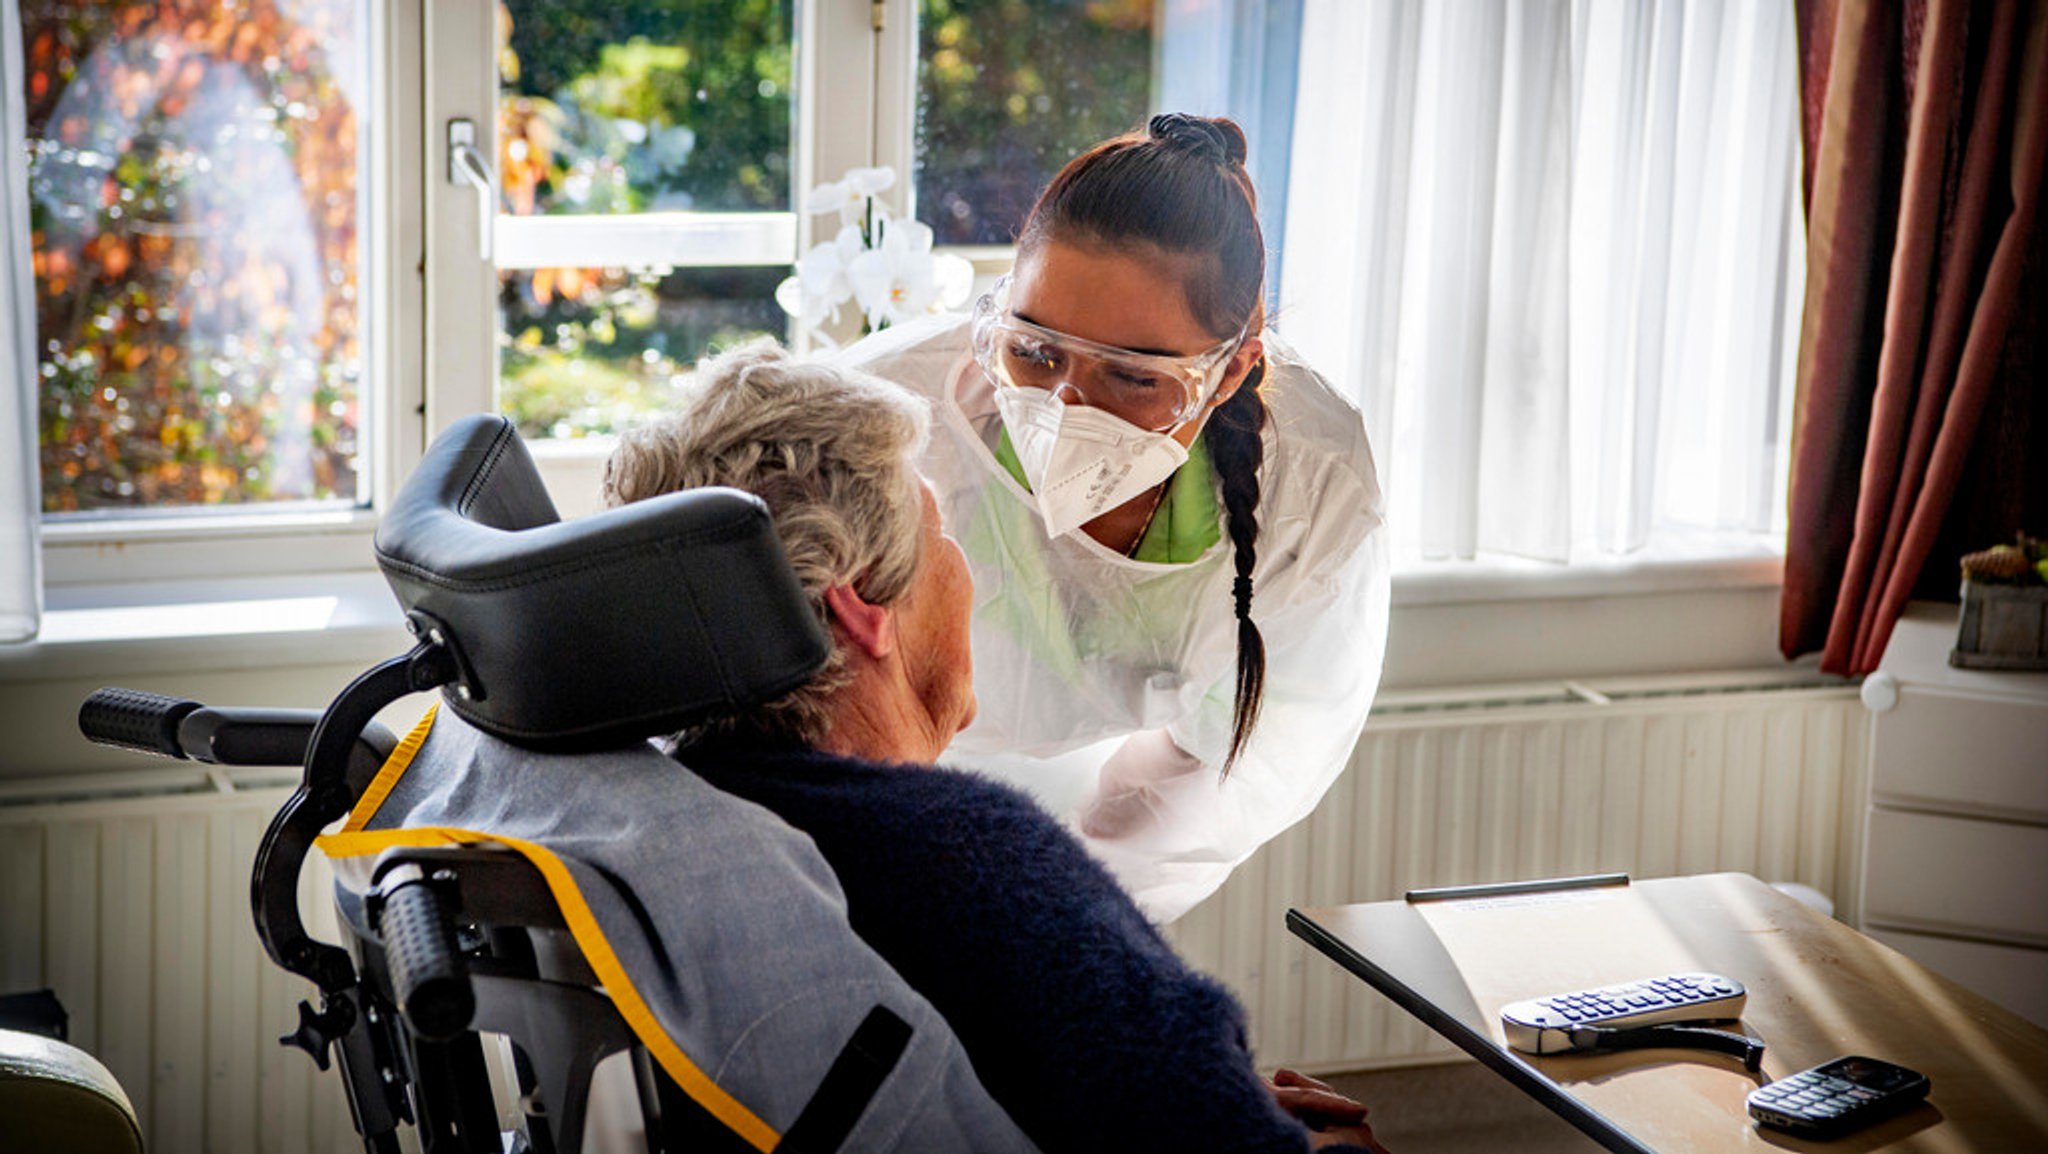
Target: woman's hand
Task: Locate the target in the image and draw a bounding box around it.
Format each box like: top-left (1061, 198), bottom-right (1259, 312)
top-left (1266, 1068), bottom-right (1392, 1152)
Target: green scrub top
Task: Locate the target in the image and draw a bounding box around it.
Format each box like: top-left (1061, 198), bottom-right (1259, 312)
top-left (994, 427), bottom-right (1223, 563)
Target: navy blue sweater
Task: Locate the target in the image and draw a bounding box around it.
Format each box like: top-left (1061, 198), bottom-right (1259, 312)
top-left (684, 744), bottom-right (1354, 1153)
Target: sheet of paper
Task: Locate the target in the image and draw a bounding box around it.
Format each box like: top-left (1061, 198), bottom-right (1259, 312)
top-left (1414, 885), bottom-right (1712, 1041)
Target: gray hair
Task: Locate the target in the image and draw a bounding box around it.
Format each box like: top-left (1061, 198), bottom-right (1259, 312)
top-left (603, 339), bottom-right (931, 748)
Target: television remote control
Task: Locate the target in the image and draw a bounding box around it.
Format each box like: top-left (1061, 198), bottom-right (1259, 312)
top-left (1501, 972), bottom-right (1747, 1055)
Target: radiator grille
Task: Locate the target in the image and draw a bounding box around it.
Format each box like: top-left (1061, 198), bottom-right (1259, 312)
top-left (0, 789), bottom-right (352, 1154)
top-left (1163, 684), bottom-right (1870, 1071)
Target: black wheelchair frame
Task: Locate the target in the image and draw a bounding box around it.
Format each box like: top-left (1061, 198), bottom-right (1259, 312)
top-left (79, 657), bottom-right (905, 1154)
top-left (75, 415), bottom-right (903, 1154)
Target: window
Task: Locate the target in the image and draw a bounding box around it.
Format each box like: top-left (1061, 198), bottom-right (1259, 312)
top-left (913, 0), bottom-right (1155, 247)
top-left (422, 0), bottom-right (1296, 506)
top-left (20, 0), bottom-right (1290, 540)
top-left (15, 0), bottom-right (1794, 615)
top-left (24, 0), bottom-right (372, 516)
top-left (1278, 0), bottom-right (1801, 570)
top-left (491, 1), bottom-right (796, 440)
top-left (912, 0), bottom-right (1301, 287)
top-left (22, 0), bottom-right (829, 584)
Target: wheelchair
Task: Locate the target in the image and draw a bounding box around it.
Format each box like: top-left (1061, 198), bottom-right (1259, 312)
top-left (79, 415), bottom-right (1032, 1154)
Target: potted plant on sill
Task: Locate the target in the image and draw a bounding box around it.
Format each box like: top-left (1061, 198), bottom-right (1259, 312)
top-left (1952, 535), bottom-right (2048, 670)
top-left (775, 166), bottom-right (973, 349)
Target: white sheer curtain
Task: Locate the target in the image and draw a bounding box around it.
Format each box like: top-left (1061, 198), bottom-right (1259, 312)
top-left (2, 0), bottom-right (42, 642)
top-left (1155, 0), bottom-right (1303, 315)
top-left (1277, 0), bottom-right (1801, 563)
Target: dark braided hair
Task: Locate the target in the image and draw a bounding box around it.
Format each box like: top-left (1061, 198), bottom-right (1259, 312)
top-left (1018, 113), bottom-right (1271, 774)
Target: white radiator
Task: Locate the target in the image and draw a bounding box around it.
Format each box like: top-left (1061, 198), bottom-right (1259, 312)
top-left (0, 774), bottom-right (354, 1154)
top-left (0, 675), bottom-right (1869, 1151)
top-left (1162, 674), bottom-right (1871, 1072)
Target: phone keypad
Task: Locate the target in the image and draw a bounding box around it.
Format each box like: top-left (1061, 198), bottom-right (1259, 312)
top-left (1749, 1070), bottom-right (1883, 1121)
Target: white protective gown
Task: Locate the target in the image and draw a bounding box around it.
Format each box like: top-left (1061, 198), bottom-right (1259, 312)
top-left (837, 314), bottom-right (1390, 922)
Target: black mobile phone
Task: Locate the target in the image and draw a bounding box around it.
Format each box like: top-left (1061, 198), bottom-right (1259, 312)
top-left (1746, 1055), bottom-right (1931, 1137)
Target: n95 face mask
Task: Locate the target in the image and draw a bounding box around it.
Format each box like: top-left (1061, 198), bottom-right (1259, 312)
top-left (994, 386), bottom-right (1190, 541)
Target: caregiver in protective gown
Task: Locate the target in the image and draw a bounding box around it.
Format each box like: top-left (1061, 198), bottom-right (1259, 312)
top-left (838, 114), bottom-right (1389, 923)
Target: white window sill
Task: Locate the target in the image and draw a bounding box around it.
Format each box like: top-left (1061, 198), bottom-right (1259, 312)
top-left (8, 537), bottom-right (1785, 692)
top-left (35, 439), bottom-right (614, 586)
top-left (1383, 536), bottom-right (1789, 689)
top-left (1390, 538), bottom-right (1784, 607)
top-left (42, 509), bottom-right (381, 588)
top-left (0, 571), bottom-right (411, 684)
top-left (0, 540), bottom-right (1800, 780)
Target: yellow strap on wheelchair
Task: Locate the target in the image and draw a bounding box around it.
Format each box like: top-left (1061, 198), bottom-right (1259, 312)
top-left (339, 703), bottom-right (438, 832)
top-left (315, 709), bottom-right (782, 1153)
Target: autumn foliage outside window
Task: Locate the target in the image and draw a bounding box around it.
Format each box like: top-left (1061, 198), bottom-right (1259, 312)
top-left (22, 0), bottom-right (1173, 479)
top-left (26, 0), bottom-right (367, 514)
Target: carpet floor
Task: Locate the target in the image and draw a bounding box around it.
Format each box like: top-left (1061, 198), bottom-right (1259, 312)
top-left (1322, 1061), bottom-right (1606, 1154)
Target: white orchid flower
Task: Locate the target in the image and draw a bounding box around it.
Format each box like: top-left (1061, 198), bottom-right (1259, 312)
top-left (802, 224), bottom-right (865, 305)
top-left (777, 224), bottom-right (866, 330)
top-left (773, 275), bottom-right (812, 323)
top-left (804, 165), bottom-right (898, 225)
top-left (847, 219), bottom-right (941, 330)
top-left (932, 252), bottom-right (974, 309)
top-left (785, 166), bottom-right (967, 336)
top-left (844, 166), bottom-right (895, 196)
top-left (803, 177), bottom-right (851, 216)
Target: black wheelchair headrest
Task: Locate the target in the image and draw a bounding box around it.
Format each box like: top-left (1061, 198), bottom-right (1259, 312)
top-left (373, 415), bottom-right (830, 751)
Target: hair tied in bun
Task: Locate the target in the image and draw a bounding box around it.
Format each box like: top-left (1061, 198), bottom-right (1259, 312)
top-left (1147, 113), bottom-right (1240, 165)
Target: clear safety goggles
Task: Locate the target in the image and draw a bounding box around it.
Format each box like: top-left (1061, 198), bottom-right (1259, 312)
top-left (969, 275), bottom-right (1246, 433)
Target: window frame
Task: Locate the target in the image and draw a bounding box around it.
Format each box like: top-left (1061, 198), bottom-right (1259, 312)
top-left (421, 0), bottom-right (902, 507)
top-left (39, 0), bottom-right (425, 588)
top-left (37, 0), bottom-right (892, 583)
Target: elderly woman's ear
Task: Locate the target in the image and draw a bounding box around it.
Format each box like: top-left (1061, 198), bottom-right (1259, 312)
top-left (824, 583), bottom-right (896, 660)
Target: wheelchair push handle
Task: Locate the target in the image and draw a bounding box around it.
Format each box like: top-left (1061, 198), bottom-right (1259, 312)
top-left (79, 687), bottom-right (203, 759)
top-left (374, 864), bottom-right (475, 1042)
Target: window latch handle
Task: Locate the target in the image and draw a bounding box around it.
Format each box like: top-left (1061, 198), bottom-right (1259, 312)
top-left (446, 119), bottom-right (495, 263)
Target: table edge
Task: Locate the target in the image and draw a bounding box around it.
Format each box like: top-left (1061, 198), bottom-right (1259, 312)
top-left (1285, 907), bottom-right (1657, 1154)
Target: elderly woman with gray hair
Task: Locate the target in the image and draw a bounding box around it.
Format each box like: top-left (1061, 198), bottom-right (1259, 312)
top-left (605, 342), bottom-right (1389, 1154)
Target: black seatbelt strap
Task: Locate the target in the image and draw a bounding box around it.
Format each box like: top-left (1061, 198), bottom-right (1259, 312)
top-left (775, 1006), bottom-right (914, 1154)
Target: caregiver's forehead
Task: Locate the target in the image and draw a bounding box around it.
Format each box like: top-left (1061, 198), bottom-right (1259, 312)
top-left (1010, 241), bottom-right (1213, 357)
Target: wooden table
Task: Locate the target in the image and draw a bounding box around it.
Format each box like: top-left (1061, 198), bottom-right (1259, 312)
top-left (1288, 873), bottom-right (2048, 1153)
